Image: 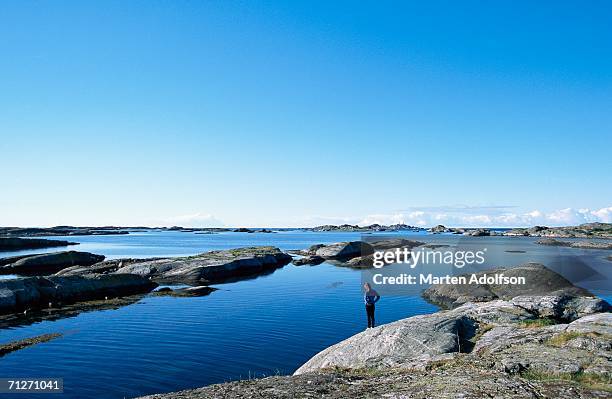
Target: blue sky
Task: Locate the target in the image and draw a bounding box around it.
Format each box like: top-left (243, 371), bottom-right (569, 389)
top-left (1, 1), bottom-right (611, 227)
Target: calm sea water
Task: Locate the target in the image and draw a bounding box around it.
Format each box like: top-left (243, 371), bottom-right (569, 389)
top-left (0, 231), bottom-right (610, 398)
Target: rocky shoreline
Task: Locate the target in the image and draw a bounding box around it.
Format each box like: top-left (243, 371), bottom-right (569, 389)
top-left (0, 251), bottom-right (105, 276)
top-left (306, 224), bottom-right (424, 232)
top-left (504, 223), bottom-right (612, 239)
top-left (536, 238), bottom-right (612, 250)
top-left (0, 246), bottom-right (293, 323)
top-left (427, 223), bottom-right (612, 239)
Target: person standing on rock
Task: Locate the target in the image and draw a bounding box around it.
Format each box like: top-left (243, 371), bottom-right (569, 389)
top-left (363, 282), bottom-right (380, 328)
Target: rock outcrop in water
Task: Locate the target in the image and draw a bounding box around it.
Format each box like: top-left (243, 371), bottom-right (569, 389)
top-left (233, 228), bottom-right (255, 233)
top-left (536, 238), bottom-right (612, 250)
top-left (0, 251), bottom-right (105, 276)
top-left (58, 247), bottom-right (292, 285)
top-left (292, 255), bottom-right (325, 266)
top-left (505, 222), bottom-right (612, 238)
top-left (154, 286), bottom-right (217, 297)
top-left (463, 228), bottom-right (491, 236)
top-left (290, 239), bottom-right (425, 268)
top-left (0, 237), bottom-right (78, 251)
top-left (422, 263), bottom-right (610, 320)
top-left (308, 224), bottom-right (422, 232)
top-left (55, 258), bottom-right (164, 276)
top-left (0, 274), bottom-right (157, 315)
top-left (0, 333), bottom-right (63, 357)
top-left (139, 264), bottom-right (611, 398)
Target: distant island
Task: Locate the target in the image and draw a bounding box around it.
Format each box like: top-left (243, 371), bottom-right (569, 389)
top-left (305, 223), bottom-right (424, 232)
top-left (1, 222), bottom-right (611, 238)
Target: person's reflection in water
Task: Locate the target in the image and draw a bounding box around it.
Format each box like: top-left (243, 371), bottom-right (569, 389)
top-left (363, 282), bottom-right (380, 328)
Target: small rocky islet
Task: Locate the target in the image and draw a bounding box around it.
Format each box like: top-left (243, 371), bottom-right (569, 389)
top-left (290, 238), bottom-right (424, 268)
top-left (428, 222), bottom-right (612, 239)
top-left (505, 222), bottom-right (612, 239)
top-left (536, 238), bottom-right (612, 250)
top-left (0, 237), bottom-right (78, 251)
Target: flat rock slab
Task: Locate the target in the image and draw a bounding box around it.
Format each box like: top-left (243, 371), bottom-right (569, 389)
top-left (422, 263), bottom-right (604, 314)
top-left (0, 333), bottom-right (62, 357)
top-left (0, 274), bottom-right (157, 315)
top-left (0, 253), bottom-right (44, 267)
top-left (473, 314), bottom-right (612, 375)
top-left (505, 222), bottom-right (612, 238)
top-left (294, 311), bottom-right (476, 374)
top-left (137, 362), bottom-right (610, 399)
top-left (297, 239), bottom-right (425, 268)
top-left (154, 286), bottom-right (217, 297)
top-left (567, 312), bottom-right (612, 336)
top-left (113, 246), bottom-right (293, 284)
top-left (0, 237), bottom-right (77, 251)
top-left (56, 258), bottom-right (164, 276)
top-left (537, 238), bottom-right (612, 250)
top-left (0, 251), bottom-right (105, 276)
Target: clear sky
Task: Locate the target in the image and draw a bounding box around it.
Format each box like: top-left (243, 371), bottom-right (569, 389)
top-left (1, 1), bottom-right (611, 227)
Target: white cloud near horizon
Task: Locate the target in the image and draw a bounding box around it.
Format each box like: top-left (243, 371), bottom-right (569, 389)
top-left (152, 207), bottom-right (612, 229)
top-left (354, 206), bottom-right (612, 228)
top-left (156, 213), bottom-right (225, 228)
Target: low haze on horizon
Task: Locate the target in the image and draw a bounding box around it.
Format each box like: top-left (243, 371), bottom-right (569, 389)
top-left (1, 1), bottom-right (611, 228)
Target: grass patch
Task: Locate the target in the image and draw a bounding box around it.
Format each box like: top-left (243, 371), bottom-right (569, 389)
top-left (546, 331), bottom-right (611, 347)
top-left (546, 331), bottom-right (599, 348)
top-left (322, 366), bottom-right (402, 378)
top-left (471, 323), bottom-right (495, 342)
top-left (518, 318), bottom-right (557, 328)
top-left (547, 331), bottom-right (584, 347)
top-left (0, 333), bottom-right (62, 357)
top-left (521, 370), bottom-right (612, 392)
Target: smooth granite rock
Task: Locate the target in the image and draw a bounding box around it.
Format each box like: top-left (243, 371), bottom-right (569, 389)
top-left (294, 311), bottom-right (477, 374)
top-left (0, 237), bottom-right (78, 251)
top-left (297, 239), bottom-right (425, 268)
top-left (312, 241), bottom-right (373, 260)
top-left (55, 258), bottom-right (164, 276)
top-left (421, 263), bottom-right (602, 314)
top-left (110, 247), bottom-right (292, 284)
top-left (537, 238), bottom-right (612, 250)
top-left (154, 286), bottom-right (217, 297)
top-left (506, 223), bottom-right (612, 239)
top-left (0, 251), bottom-right (105, 276)
top-left (291, 256), bottom-right (325, 266)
